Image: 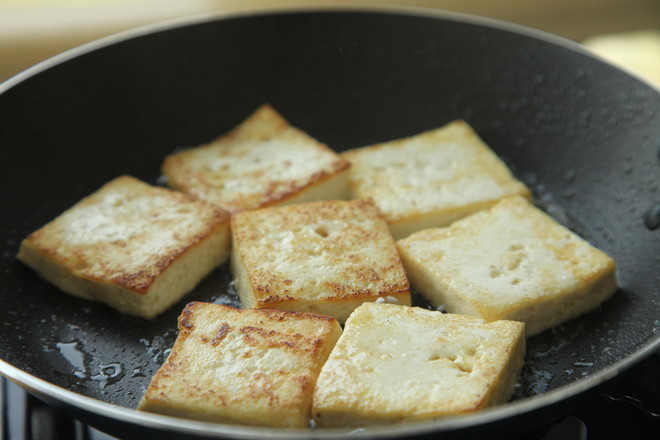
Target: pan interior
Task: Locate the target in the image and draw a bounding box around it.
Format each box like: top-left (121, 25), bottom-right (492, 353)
top-left (0, 8), bottom-right (658, 433)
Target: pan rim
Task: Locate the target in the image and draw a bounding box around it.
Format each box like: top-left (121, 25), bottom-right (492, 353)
top-left (1, 5), bottom-right (659, 438)
top-left (2, 341), bottom-right (659, 438)
top-left (2, 3), bottom-right (648, 94)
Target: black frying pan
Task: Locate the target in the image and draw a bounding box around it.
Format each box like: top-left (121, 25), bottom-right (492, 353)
top-left (0, 7), bottom-right (658, 440)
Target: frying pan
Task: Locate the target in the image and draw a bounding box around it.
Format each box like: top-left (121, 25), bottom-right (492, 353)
top-left (0, 6), bottom-right (658, 440)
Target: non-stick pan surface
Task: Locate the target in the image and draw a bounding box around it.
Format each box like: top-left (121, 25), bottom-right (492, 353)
top-left (0, 7), bottom-right (658, 440)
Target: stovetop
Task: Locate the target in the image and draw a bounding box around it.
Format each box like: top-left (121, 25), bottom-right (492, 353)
top-left (1, 352), bottom-right (658, 440)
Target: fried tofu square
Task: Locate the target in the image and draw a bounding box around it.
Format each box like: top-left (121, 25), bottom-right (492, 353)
top-left (138, 302), bottom-right (342, 428)
top-left (162, 104), bottom-right (351, 213)
top-left (16, 175), bottom-right (231, 319)
top-left (342, 120), bottom-right (531, 238)
top-left (231, 199), bottom-right (411, 323)
top-left (312, 303), bottom-right (526, 427)
top-left (397, 196), bottom-right (617, 336)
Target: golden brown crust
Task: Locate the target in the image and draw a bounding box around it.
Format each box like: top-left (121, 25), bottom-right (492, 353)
top-left (140, 302), bottom-right (342, 427)
top-left (17, 176), bottom-right (231, 318)
top-left (22, 176), bottom-right (229, 293)
top-left (231, 199), bottom-right (411, 322)
top-left (342, 120), bottom-right (531, 238)
top-left (162, 104), bottom-right (351, 213)
top-left (312, 303), bottom-right (526, 426)
top-left (397, 196), bottom-right (617, 335)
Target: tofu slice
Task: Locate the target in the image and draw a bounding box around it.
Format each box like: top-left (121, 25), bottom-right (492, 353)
top-left (396, 196), bottom-right (617, 336)
top-left (16, 175), bottom-right (231, 319)
top-left (162, 104), bottom-right (351, 213)
top-left (343, 120), bottom-right (531, 238)
top-left (138, 302), bottom-right (342, 428)
top-left (231, 199), bottom-right (411, 323)
top-left (312, 303), bottom-right (526, 427)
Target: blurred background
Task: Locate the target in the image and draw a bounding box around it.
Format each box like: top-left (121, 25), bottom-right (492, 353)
top-left (0, 0), bottom-right (659, 86)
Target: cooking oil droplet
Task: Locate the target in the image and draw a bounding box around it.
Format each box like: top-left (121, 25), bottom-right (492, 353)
top-left (211, 280), bottom-right (241, 308)
top-left (56, 341), bottom-right (87, 378)
top-left (140, 329), bottom-right (178, 364)
top-left (563, 169), bottom-right (576, 183)
top-left (573, 361), bottom-right (594, 367)
top-left (528, 367), bottom-right (554, 395)
top-left (91, 363), bottom-right (124, 389)
top-left (131, 366), bottom-right (147, 378)
top-left (643, 203), bottom-right (660, 230)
